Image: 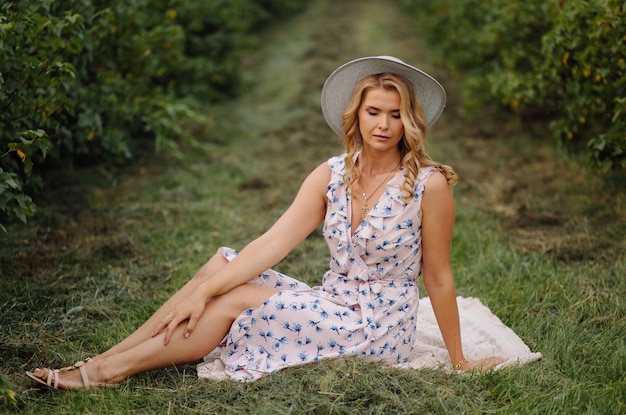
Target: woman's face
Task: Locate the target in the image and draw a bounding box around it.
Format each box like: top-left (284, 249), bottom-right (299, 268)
top-left (357, 87), bottom-right (405, 153)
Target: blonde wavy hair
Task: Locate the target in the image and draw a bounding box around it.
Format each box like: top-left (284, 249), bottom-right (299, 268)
top-left (341, 73), bottom-right (458, 201)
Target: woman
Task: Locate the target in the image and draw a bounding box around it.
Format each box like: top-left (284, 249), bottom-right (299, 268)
top-left (27, 56), bottom-right (503, 389)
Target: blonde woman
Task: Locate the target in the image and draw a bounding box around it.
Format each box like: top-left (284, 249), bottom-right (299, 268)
top-left (27, 56), bottom-right (504, 389)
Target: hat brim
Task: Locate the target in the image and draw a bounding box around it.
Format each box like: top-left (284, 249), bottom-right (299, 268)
top-left (321, 56), bottom-right (446, 137)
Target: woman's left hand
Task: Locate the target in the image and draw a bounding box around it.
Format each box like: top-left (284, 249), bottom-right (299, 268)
top-left (456, 356), bottom-right (506, 372)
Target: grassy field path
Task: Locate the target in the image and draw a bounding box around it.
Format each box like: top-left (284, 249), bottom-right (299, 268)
top-left (2, 0), bottom-right (624, 413)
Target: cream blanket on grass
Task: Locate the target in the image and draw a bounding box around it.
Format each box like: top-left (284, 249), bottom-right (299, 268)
top-left (197, 296), bottom-right (542, 380)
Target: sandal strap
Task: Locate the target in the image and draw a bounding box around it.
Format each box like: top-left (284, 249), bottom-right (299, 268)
top-left (75, 360), bottom-right (91, 390)
top-left (45, 369), bottom-right (52, 387)
top-left (47, 369), bottom-right (60, 389)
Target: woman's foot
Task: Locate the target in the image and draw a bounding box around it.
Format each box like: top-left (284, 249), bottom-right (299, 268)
top-left (26, 359), bottom-right (117, 390)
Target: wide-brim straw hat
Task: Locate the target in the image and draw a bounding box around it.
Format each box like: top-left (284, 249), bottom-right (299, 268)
top-left (321, 56), bottom-right (446, 136)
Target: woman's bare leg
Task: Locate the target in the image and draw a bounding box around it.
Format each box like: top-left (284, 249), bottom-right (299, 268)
top-left (29, 283), bottom-right (278, 388)
top-left (94, 252), bottom-right (229, 360)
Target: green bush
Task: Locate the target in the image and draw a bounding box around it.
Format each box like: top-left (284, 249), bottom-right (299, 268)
top-left (0, 0), bottom-right (307, 230)
top-left (401, 0), bottom-right (626, 170)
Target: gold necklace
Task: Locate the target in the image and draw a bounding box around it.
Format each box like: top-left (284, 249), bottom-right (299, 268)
top-left (359, 162), bottom-right (401, 219)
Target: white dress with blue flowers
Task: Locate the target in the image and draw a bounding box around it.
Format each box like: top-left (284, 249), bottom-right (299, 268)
top-left (207, 154), bottom-right (437, 381)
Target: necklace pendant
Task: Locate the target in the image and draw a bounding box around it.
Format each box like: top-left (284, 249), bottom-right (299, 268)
top-left (361, 193), bottom-right (368, 219)
top-left (357, 160), bottom-right (400, 221)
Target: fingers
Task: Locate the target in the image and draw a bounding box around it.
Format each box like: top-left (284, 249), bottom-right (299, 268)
top-left (151, 320), bottom-right (166, 338)
top-left (184, 313), bottom-right (199, 339)
top-left (463, 356), bottom-right (506, 371)
top-left (177, 301), bottom-right (206, 340)
top-left (151, 312), bottom-right (173, 338)
top-left (150, 313), bottom-right (178, 345)
top-left (151, 300), bottom-right (206, 344)
top-left (152, 312), bottom-right (196, 345)
top-left (164, 320), bottom-right (177, 345)
top-left (163, 313), bottom-right (188, 345)
top-left (477, 356), bottom-right (505, 370)
top-left (485, 356), bottom-right (506, 369)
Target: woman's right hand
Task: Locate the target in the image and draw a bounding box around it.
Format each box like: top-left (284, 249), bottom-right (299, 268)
top-left (152, 290), bottom-right (208, 345)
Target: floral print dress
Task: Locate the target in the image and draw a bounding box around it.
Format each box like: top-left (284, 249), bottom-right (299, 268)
top-left (212, 154), bottom-right (436, 381)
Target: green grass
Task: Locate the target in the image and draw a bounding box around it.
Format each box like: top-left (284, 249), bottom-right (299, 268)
top-left (1, 0), bottom-right (625, 413)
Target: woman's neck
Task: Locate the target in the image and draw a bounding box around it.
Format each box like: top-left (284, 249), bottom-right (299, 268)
top-left (357, 149), bottom-right (402, 176)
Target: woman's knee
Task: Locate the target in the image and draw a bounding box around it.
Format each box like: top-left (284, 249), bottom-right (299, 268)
top-left (213, 285), bottom-right (278, 318)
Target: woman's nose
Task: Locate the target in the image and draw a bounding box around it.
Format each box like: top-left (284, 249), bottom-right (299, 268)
top-left (378, 116), bottom-right (389, 130)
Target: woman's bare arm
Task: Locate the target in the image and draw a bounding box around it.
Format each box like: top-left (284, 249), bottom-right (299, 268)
top-left (153, 162), bottom-right (331, 342)
top-left (420, 171), bottom-right (465, 366)
top-left (421, 171), bottom-right (504, 371)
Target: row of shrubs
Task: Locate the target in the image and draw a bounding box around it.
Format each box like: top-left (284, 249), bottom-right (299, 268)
top-left (0, 0), bottom-right (307, 231)
top-left (401, 0), bottom-right (625, 170)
